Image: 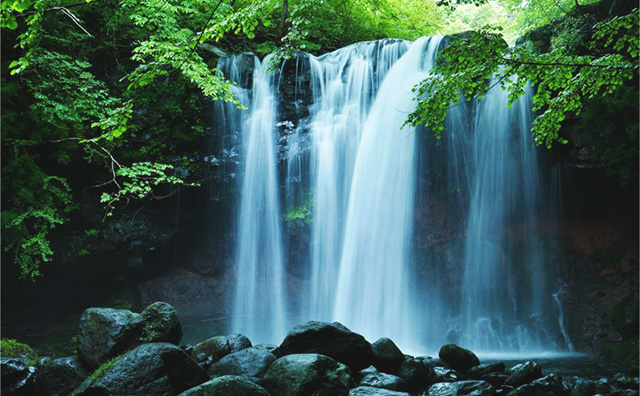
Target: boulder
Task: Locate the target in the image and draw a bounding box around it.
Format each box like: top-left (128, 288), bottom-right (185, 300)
top-left (372, 338), bottom-right (405, 373)
top-left (279, 321), bottom-right (373, 371)
top-left (253, 343), bottom-right (281, 357)
top-left (360, 370), bottom-right (407, 391)
top-left (262, 353), bottom-right (355, 396)
top-left (468, 363), bottom-right (505, 379)
top-left (191, 334), bottom-right (252, 368)
top-left (506, 374), bottom-right (565, 396)
top-left (1, 357), bottom-right (36, 396)
top-left (438, 344), bottom-right (480, 372)
top-left (178, 375), bottom-right (270, 396)
top-left (504, 362), bottom-right (543, 387)
top-left (71, 343), bottom-right (208, 396)
top-left (76, 307), bottom-right (143, 370)
top-left (34, 356), bottom-right (87, 396)
top-left (140, 301), bottom-right (183, 344)
top-left (351, 386), bottom-right (412, 395)
top-left (424, 380), bottom-right (495, 396)
top-left (434, 366), bottom-right (463, 382)
top-left (397, 356), bottom-right (436, 392)
top-left (208, 347), bottom-right (277, 383)
top-left (480, 372), bottom-right (509, 388)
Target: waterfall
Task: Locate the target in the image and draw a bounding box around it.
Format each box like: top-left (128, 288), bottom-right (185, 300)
top-left (306, 39), bottom-right (410, 323)
top-left (230, 54), bottom-right (287, 343)
top-left (333, 37), bottom-right (443, 347)
top-left (459, 81), bottom-right (552, 353)
top-left (217, 36), bottom-right (563, 353)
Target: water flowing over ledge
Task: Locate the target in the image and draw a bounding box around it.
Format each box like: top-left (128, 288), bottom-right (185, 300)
top-left (215, 36), bottom-right (569, 355)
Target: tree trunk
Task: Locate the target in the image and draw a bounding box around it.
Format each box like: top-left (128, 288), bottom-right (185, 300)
top-left (277, 0), bottom-right (288, 39)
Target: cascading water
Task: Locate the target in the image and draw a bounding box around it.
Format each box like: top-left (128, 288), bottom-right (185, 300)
top-left (333, 37), bottom-right (443, 348)
top-left (218, 36), bottom-right (567, 353)
top-left (230, 55), bottom-right (287, 343)
top-left (306, 39), bottom-right (410, 323)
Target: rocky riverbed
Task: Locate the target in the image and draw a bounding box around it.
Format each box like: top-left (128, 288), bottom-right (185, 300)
top-left (1, 302), bottom-right (638, 396)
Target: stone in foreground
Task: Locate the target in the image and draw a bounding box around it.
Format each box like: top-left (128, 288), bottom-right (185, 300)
top-left (504, 361), bottom-right (543, 387)
top-left (351, 386), bottom-right (412, 395)
top-left (140, 301), bottom-right (183, 345)
top-left (438, 344), bottom-right (480, 373)
top-left (1, 357), bottom-right (36, 396)
top-left (262, 353), bottom-right (355, 396)
top-left (191, 334), bottom-right (252, 368)
top-left (279, 321), bottom-right (373, 371)
top-left (35, 356), bottom-right (87, 396)
top-left (178, 375), bottom-right (270, 396)
top-left (424, 380), bottom-right (495, 396)
top-left (208, 347), bottom-right (277, 383)
top-left (76, 308), bottom-right (143, 370)
top-left (71, 343), bottom-right (208, 396)
top-left (372, 337), bottom-right (405, 373)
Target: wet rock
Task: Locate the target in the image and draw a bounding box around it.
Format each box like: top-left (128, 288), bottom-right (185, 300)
top-left (506, 374), bottom-right (565, 396)
top-left (505, 362), bottom-right (543, 387)
top-left (397, 356), bottom-right (436, 392)
top-left (360, 370), bottom-right (407, 391)
top-left (481, 372), bottom-right (509, 388)
top-left (567, 376), bottom-right (611, 396)
top-left (253, 343), bottom-right (281, 357)
top-left (35, 356), bottom-right (87, 396)
top-left (76, 307), bottom-right (143, 370)
top-left (191, 334), bottom-right (252, 368)
top-left (262, 353), bottom-right (355, 396)
top-left (140, 301), bottom-right (183, 345)
top-left (1, 357), bottom-right (36, 396)
top-left (71, 342), bottom-right (208, 396)
top-left (613, 373), bottom-right (639, 390)
top-left (372, 337), bottom-right (405, 373)
top-left (424, 380), bottom-right (495, 396)
top-left (438, 344), bottom-right (480, 372)
top-left (434, 366), bottom-right (464, 382)
top-left (351, 386), bottom-right (412, 395)
top-left (279, 321), bottom-right (373, 371)
top-left (208, 347), bottom-right (277, 383)
top-left (178, 375), bottom-right (271, 396)
top-left (468, 363), bottom-right (506, 379)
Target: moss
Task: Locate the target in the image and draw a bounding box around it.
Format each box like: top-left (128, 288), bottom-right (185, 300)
top-left (1, 338), bottom-right (33, 358)
top-left (90, 354), bottom-right (123, 383)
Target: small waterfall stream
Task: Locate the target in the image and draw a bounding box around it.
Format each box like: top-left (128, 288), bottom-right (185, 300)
top-left (216, 36), bottom-right (569, 352)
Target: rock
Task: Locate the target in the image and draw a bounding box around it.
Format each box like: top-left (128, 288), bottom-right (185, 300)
top-left (480, 372), bottom-right (509, 388)
top-left (1, 357), bottom-right (36, 396)
top-left (424, 380), bottom-right (495, 396)
top-left (76, 307), bottom-right (143, 370)
top-left (351, 386), bottom-right (412, 395)
top-left (372, 338), bottom-right (405, 373)
top-left (613, 373), bottom-right (639, 389)
top-left (253, 343), bottom-right (281, 357)
top-left (34, 356), bottom-right (87, 396)
top-left (397, 356), bottom-right (436, 392)
top-left (506, 374), bottom-right (565, 396)
top-left (360, 370), bottom-right (407, 391)
top-left (568, 377), bottom-right (611, 396)
top-left (70, 342), bottom-right (208, 396)
top-left (140, 301), bottom-right (183, 344)
top-left (191, 334), bottom-right (252, 368)
top-left (279, 321), bottom-right (373, 371)
top-left (357, 366), bottom-right (381, 381)
top-left (434, 366), bottom-right (463, 382)
top-left (438, 344), bottom-right (480, 372)
top-left (505, 362), bottom-right (543, 387)
top-left (468, 363), bottom-right (506, 379)
top-left (262, 353), bottom-right (355, 396)
top-left (178, 375), bottom-right (271, 396)
top-left (208, 347), bottom-right (277, 383)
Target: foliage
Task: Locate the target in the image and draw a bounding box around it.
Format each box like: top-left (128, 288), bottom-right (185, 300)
top-left (0, 338), bottom-right (34, 358)
top-left (284, 197), bottom-right (314, 224)
top-left (407, 8), bottom-right (638, 150)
